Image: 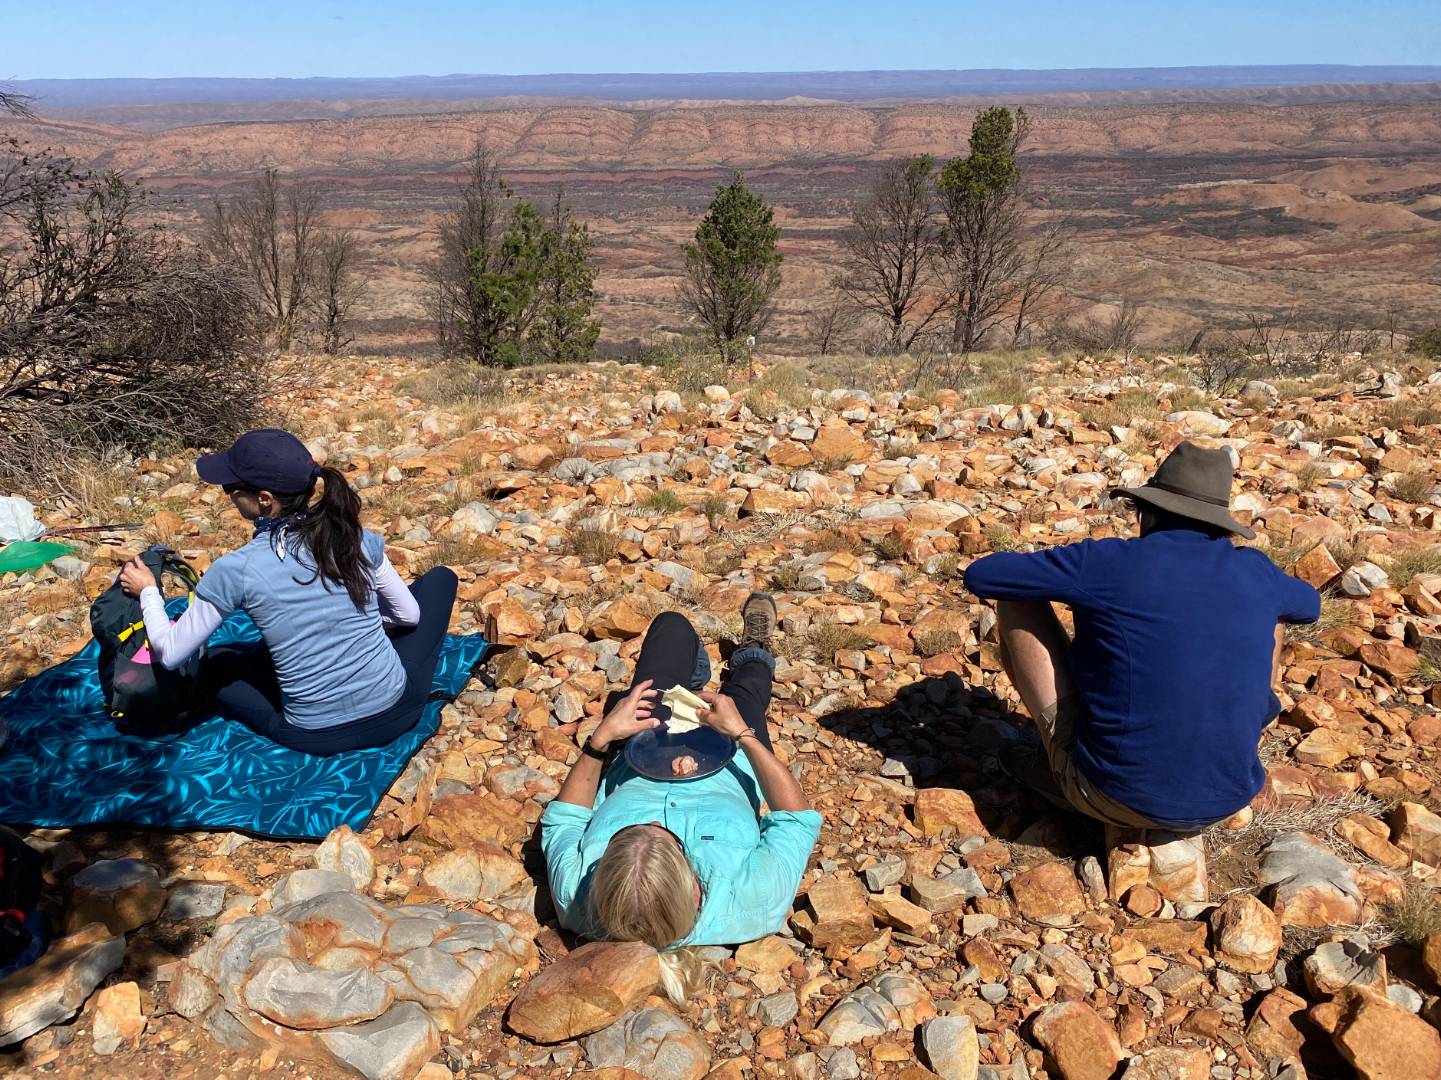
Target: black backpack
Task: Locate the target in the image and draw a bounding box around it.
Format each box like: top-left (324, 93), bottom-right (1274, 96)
top-left (91, 545), bottom-right (206, 726)
top-left (0, 827), bottom-right (43, 976)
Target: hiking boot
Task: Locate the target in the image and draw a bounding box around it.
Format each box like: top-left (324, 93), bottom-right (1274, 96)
top-left (737, 591), bottom-right (777, 654)
top-left (999, 739), bottom-right (1075, 815)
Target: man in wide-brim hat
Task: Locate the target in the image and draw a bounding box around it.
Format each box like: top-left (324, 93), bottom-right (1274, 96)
top-left (963, 440), bottom-right (1321, 833)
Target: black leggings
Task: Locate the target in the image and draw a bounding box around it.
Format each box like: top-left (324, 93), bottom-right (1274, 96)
top-left (606, 611), bottom-right (773, 751)
top-left (203, 567), bottom-right (459, 756)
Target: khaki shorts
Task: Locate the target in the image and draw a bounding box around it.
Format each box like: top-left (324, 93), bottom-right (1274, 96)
top-left (1035, 697), bottom-right (1164, 831)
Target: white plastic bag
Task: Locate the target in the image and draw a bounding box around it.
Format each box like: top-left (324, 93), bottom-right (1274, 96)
top-left (0, 496), bottom-right (43, 543)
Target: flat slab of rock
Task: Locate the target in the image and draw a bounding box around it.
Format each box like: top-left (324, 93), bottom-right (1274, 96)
top-left (584, 1008), bottom-right (711, 1080)
top-left (509, 941), bottom-right (659, 1043)
top-left (271, 868), bottom-right (356, 909)
top-left (164, 881), bottom-right (227, 921)
top-left (65, 859), bottom-right (165, 934)
top-left (317, 1001), bottom-right (440, 1080)
top-left (1258, 832), bottom-right (1363, 927)
top-left (817, 972), bottom-right (935, 1046)
top-left (1311, 985), bottom-right (1441, 1080)
top-left (0, 923), bottom-right (125, 1045)
top-left (920, 1014), bottom-right (979, 1080)
top-left (242, 957), bottom-right (392, 1029)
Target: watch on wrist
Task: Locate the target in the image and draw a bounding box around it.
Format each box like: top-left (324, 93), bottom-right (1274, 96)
top-left (582, 737), bottom-right (611, 762)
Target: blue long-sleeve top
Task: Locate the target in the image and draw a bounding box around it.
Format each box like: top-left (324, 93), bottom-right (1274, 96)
top-left (965, 528), bottom-right (1321, 826)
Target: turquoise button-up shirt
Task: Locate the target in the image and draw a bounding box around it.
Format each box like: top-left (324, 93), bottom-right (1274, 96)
top-left (539, 750), bottom-right (822, 947)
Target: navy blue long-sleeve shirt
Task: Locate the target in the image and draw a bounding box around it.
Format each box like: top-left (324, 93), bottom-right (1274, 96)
top-left (965, 528), bottom-right (1321, 826)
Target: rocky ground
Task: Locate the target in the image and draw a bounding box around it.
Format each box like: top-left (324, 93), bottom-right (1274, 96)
top-left (3, 349), bottom-right (1441, 1080)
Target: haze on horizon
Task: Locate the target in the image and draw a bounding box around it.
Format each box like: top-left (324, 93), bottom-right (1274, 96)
top-left (7, 0), bottom-right (1439, 81)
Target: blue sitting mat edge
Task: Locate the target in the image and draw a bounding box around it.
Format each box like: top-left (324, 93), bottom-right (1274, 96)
top-left (0, 601), bottom-right (490, 842)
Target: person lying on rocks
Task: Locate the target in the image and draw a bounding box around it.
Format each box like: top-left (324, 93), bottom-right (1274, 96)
top-left (540, 595), bottom-right (822, 951)
top-left (118, 428), bottom-right (458, 756)
top-left (964, 440), bottom-right (1321, 833)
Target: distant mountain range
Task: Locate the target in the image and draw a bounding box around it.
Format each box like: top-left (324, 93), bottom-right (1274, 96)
top-left (14, 65), bottom-right (1441, 109)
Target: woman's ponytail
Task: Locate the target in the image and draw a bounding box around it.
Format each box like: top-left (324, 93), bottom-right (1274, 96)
top-left (280, 465), bottom-right (371, 608)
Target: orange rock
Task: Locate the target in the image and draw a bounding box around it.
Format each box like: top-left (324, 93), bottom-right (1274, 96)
top-left (912, 788), bottom-right (985, 838)
top-left (1312, 985), bottom-right (1441, 1080)
top-left (1008, 862), bottom-right (1087, 923)
top-left (507, 941), bottom-right (659, 1042)
top-left (1357, 641), bottom-right (1419, 682)
top-left (418, 792), bottom-right (529, 849)
top-left (1290, 544), bottom-right (1341, 588)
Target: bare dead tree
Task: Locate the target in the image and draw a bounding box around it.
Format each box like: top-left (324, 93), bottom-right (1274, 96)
top-left (312, 230), bottom-right (367, 356)
top-left (0, 144), bottom-right (270, 484)
top-left (0, 90), bottom-right (35, 119)
top-left (1051, 300), bottom-right (1145, 359)
top-left (834, 156), bottom-right (946, 353)
top-left (804, 295), bottom-right (863, 356)
top-left (205, 167), bottom-right (321, 351)
top-left (1010, 216), bottom-right (1075, 347)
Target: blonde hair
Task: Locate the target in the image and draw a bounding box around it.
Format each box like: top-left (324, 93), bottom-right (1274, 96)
top-left (590, 826), bottom-right (699, 952)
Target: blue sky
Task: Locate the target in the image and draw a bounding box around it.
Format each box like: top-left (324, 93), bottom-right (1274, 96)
top-left (7, 0), bottom-right (1438, 79)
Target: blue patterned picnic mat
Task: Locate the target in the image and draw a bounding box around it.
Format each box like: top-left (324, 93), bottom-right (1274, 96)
top-left (0, 606), bottom-right (488, 840)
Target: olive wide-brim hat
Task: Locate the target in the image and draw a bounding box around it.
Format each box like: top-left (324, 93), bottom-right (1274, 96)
top-left (1109, 440), bottom-right (1255, 539)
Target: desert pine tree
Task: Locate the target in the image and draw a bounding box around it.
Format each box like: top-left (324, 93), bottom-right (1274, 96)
top-left (937, 107), bottom-right (1028, 353)
top-left (679, 172), bottom-right (782, 360)
top-left (426, 146), bottom-right (546, 367)
top-left (529, 190), bottom-right (601, 365)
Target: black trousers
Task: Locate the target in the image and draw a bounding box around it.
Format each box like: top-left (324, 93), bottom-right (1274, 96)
top-left (203, 567), bottom-right (459, 756)
top-left (606, 611), bottom-right (773, 751)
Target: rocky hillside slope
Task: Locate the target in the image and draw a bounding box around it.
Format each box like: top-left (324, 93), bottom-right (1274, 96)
top-left (12, 101), bottom-right (1441, 175)
top-left (3, 350), bottom-right (1441, 1080)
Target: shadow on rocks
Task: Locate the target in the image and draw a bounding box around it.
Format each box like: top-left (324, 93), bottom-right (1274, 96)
top-left (814, 672), bottom-right (1101, 857)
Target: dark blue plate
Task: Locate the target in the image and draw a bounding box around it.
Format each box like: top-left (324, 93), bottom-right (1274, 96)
top-left (624, 723), bottom-right (736, 781)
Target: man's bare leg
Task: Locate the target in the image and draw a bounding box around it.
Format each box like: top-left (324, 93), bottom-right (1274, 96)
top-left (1270, 623), bottom-right (1286, 688)
top-left (996, 599), bottom-right (1077, 721)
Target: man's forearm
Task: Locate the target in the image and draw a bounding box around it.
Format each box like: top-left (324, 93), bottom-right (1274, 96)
top-left (739, 734), bottom-right (809, 812)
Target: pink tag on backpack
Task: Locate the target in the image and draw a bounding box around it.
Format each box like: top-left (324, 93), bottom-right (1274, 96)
top-left (132, 645), bottom-right (154, 664)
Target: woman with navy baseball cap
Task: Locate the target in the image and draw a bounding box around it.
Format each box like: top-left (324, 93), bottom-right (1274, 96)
top-left (117, 429), bottom-right (458, 755)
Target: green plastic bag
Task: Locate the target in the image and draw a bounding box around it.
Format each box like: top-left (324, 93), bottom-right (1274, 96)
top-left (0, 540), bottom-right (74, 575)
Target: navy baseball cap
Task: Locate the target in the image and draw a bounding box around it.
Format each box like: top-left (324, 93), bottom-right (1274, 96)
top-left (196, 429), bottom-right (319, 494)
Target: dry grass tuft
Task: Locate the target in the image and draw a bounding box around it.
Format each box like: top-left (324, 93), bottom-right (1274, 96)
top-left (808, 621), bottom-right (866, 661)
top-left (1380, 883), bottom-right (1441, 947)
top-left (914, 629), bottom-right (964, 658)
top-left (1390, 470), bottom-right (1437, 505)
top-left (1386, 546), bottom-right (1441, 588)
top-left (982, 524), bottom-right (1025, 553)
top-left (870, 533), bottom-right (906, 562)
top-left (399, 361), bottom-right (507, 409)
top-left (928, 553), bottom-right (965, 582)
top-left (55, 460), bottom-right (138, 525)
top-left (1293, 460), bottom-right (1326, 490)
top-left (410, 535), bottom-right (494, 575)
top-left (567, 525), bottom-right (623, 565)
top-left (639, 489), bottom-right (685, 515)
top-left (1286, 590), bottom-right (1360, 644)
top-left (769, 561), bottom-right (805, 592)
top-left (804, 528), bottom-right (864, 556)
top-left (1324, 536), bottom-right (1369, 575)
top-left (699, 495), bottom-right (732, 531)
top-left (1210, 792), bottom-right (1388, 855)
top-left (1418, 655), bottom-right (1441, 687)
